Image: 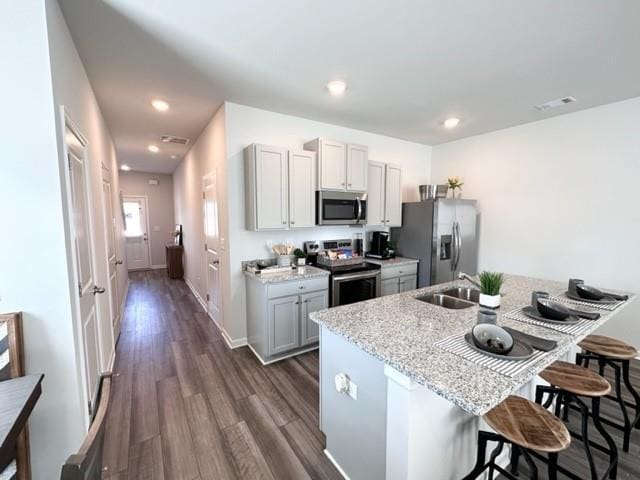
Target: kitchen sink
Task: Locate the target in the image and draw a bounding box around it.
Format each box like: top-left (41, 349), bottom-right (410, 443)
top-left (439, 287), bottom-right (481, 303)
top-left (414, 293), bottom-right (476, 310)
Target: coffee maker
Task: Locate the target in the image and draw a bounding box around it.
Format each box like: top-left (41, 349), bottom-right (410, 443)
top-left (366, 231), bottom-right (393, 259)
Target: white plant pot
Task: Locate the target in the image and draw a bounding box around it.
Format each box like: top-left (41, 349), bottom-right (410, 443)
top-left (479, 293), bottom-right (501, 309)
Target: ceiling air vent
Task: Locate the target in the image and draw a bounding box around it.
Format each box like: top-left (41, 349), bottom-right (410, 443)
top-left (535, 96), bottom-right (577, 112)
top-left (161, 135), bottom-right (190, 145)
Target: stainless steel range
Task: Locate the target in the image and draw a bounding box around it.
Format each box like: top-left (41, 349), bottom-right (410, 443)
top-left (304, 239), bottom-right (381, 307)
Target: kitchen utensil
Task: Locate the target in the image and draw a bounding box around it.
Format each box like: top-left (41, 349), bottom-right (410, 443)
top-left (522, 306), bottom-right (579, 325)
top-left (464, 333), bottom-right (534, 360)
top-left (471, 324), bottom-right (514, 355)
top-left (536, 298), bottom-right (571, 321)
top-left (477, 309), bottom-right (498, 325)
top-left (502, 327), bottom-right (558, 352)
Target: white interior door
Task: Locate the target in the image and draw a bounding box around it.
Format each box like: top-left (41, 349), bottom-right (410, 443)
top-left (123, 196), bottom-right (151, 270)
top-left (204, 172), bottom-right (223, 328)
top-left (65, 120), bottom-right (104, 410)
top-left (102, 173), bottom-right (120, 337)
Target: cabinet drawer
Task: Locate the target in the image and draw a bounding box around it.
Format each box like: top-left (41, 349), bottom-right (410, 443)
top-left (380, 263), bottom-right (417, 280)
top-left (267, 277), bottom-right (329, 299)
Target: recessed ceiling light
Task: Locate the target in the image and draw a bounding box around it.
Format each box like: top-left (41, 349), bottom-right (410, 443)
top-left (151, 99), bottom-right (170, 112)
top-left (147, 144), bottom-right (159, 153)
top-left (327, 80), bottom-right (347, 96)
top-left (535, 96), bottom-right (576, 111)
top-left (170, 155), bottom-right (177, 159)
top-left (443, 117), bottom-right (460, 129)
top-left (121, 164), bottom-right (131, 171)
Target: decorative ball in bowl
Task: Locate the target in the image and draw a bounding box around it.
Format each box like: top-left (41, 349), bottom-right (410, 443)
top-left (576, 284), bottom-right (605, 301)
top-left (471, 324), bottom-right (514, 355)
top-left (536, 298), bottom-right (571, 321)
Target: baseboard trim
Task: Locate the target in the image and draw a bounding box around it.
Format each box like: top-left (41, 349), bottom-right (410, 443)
top-left (248, 343), bottom-right (318, 365)
top-left (151, 264), bottom-right (166, 270)
top-left (324, 449), bottom-right (350, 480)
top-left (184, 277), bottom-right (207, 312)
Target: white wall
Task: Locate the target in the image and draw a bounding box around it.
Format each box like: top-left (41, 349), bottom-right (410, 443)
top-left (173, 104), bottom-right (230, 325)
top-left (224, 102), bottom-right (432, 343)
top-left (121, 171), bottom-right (175, 267)
top-left (431, 96), bottom-right (640, 348)
top-left (0, 1), bottom-right (84, 477)
top-left (0, 1), bottom-right (126, 476)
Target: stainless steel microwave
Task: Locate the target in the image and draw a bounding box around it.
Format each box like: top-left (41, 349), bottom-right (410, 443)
top-left (316, 191), bottom-right (367, 225)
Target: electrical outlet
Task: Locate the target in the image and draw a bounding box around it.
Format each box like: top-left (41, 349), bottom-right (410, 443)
top-left (347, 380), bottom-right (358, 400)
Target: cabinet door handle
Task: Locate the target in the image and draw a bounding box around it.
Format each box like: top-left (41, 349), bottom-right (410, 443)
top-left (282, 221), bottom-right (287, 225)
top-left (304, 299), bottom-right (309, 303)
top-left (295, 301), bottom-right (300, 305)
top-left (348, 183), bottom-right (352, 187)
top-left (299, 286), bottom-right (304, 289)
top-left (291, 220), bottom-right (295, 225)
top-left (341, 182), bottom-right (345, 186)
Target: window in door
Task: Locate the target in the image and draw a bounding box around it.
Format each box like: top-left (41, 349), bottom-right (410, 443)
top-left (123, 201), bottom-right (143, 237)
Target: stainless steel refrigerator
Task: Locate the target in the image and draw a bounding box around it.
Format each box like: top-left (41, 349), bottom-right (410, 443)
top-left (391, 199), bottom-right (478, 287)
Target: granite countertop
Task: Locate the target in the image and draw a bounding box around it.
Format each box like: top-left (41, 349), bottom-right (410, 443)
top-left (309, 274), bottom-right (635, 415)
top-left (364, 256), bottom-right (419, 267)
top-left (244, 265), bottom-right (329, 284)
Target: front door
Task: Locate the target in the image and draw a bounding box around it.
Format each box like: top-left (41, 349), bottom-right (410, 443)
top-left (65, 120), bottom-right (104, 409)
top-left (123, 196), bottom-right (150, 270)
top-left (203, 172), bottom-right (223, 328)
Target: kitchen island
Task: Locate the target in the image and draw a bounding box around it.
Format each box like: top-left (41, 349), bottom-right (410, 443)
top-left (309, 274), bottom-right (635, 480)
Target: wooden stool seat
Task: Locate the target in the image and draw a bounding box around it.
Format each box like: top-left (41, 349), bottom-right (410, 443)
top-left (540, 361), bottom-right (611, 397)
top-left (484, 395), bottom-right (571, 453)
top-left (579, 334), bottom-right (638, 360)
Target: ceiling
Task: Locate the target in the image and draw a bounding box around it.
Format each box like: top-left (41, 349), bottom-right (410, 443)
top-left (59, 0), bottom-right (640, 174)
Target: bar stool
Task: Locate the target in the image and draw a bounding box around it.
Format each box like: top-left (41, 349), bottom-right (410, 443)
top-left (534, 361), bottom-right (618, 480)
top-left (462, 395), bottom-right (570, 480)
top-left (576, 334), bottom-right (640, 453)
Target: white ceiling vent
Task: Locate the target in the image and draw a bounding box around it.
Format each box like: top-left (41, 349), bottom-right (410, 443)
top-left (161, 134), bottom-right (190, 145)
top-left (535, 96), bottom-right (577, 111)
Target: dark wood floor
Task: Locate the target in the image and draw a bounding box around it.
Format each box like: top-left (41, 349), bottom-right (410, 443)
top-left (499, 361), bottom-right (640, 480)
top-left (102, 270), bottom-right (341, 480)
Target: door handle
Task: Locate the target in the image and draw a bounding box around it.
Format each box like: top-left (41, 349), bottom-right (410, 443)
top-left (143, 234), bottom-right (148, 241)
top-left (93, 286), bottom-right (106, 295)
top-left (115, 259), bottom-right (123, 265)
top-left (212, 260), bottom-right (220, 265)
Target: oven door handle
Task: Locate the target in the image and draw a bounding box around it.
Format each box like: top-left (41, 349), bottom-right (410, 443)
top-left (333, 271), bottom-right (380, 282)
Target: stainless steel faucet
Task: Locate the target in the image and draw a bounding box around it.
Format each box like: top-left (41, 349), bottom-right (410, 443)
top-left (458, 272), bottom-right (482, 290)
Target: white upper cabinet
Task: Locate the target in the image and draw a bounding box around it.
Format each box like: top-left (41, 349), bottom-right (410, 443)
top-left (366, 161), bottom-right (403, 227)
top-left (304, 138), bottom-right (368, 192)
top-left (367, 161), bottom-right (386, 226)
top-left (289, 150), bottom-right (316, 228)
top-left (385, 163), bottom-right (402, 227)
top-left (346, 144), bottom-right (368, 192)
top-left (245, 144), bottom-right (315, 231)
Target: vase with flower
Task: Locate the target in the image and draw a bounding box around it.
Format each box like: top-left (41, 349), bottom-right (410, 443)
top-left (447, 176), bottom-right (464, 200)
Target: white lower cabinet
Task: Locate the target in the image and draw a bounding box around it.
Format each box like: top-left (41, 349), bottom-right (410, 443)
top-left (378, 262), bottom-right (418, 296)
top-left (246, 274), bottom-right (329, 363)
top-left (268, 295), bottom-right (300, 355)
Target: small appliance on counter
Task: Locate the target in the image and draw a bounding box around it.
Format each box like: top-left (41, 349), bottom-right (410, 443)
top-left (365, 231), bottom-right (394, 260)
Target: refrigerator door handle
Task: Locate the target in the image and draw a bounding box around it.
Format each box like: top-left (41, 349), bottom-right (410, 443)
top-left (453, 221), bottom-right (462, 271)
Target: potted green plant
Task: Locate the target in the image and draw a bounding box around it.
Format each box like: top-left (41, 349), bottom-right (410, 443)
top-left (478, 271), bottom-right (504, 308)
top-left (293, 248), bottom-right (306, 267)
top-left (447, 176), bottom-right (464, 199)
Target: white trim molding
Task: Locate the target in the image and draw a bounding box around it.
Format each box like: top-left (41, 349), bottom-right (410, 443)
top-left (185, 277), bottom-right (207, 311)
top-left (324, 450), bottom-right (350, 480)
top-left (151, 264), bottom-right (167, 270)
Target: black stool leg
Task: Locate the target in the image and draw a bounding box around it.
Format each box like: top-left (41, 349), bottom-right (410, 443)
top-left (510, 445), bottom-right (521, 476)
top-left (462, 431), bottom-right (490, 480)
top-left (487, 441), bottom-right (504, 480)
top-left (577, 399), bottom-right (598, 480)
top-left (610, 362), bottom-right (631, 452)
top-left (598, 357), bottom-right (606, 378)
top-left (547, 452), bottom-right (559, 480)
top-left (621, 360), bottom-right (640, 429)
top-left (591, 396), bottom-right (619, 480)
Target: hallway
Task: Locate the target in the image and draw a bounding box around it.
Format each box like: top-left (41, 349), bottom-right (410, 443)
top-left (102, 270), bottom-right (341, 479)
